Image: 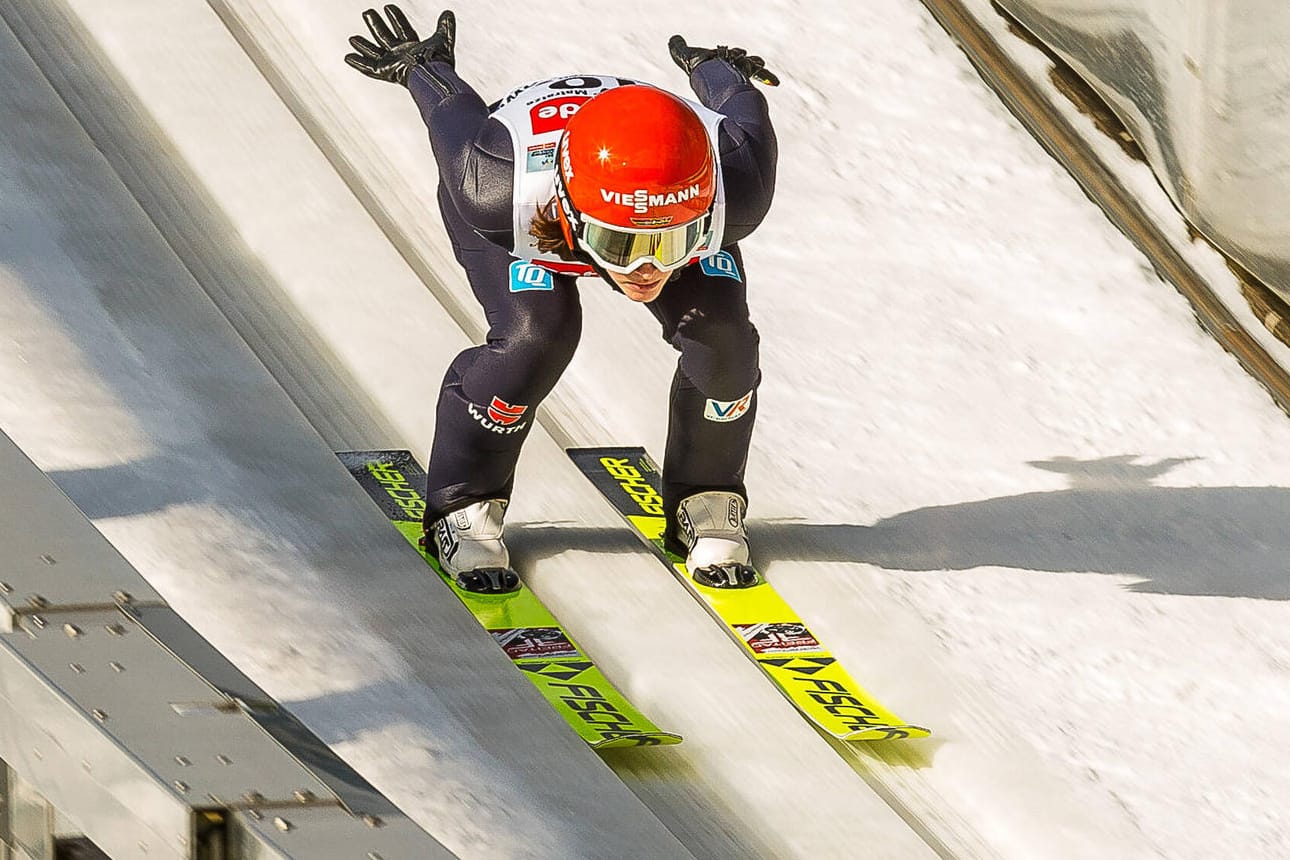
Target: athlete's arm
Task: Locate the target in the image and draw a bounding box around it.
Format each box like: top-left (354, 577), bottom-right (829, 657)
top-left (673, 43), bottom-right (779, 245)
top-left (346, 6), bottom-right (515, 245)
top-left (408, 63), bottom-right (515, 246)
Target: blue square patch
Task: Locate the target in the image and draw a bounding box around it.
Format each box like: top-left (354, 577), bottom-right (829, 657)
top-left (699, 250), bottom-right (742, 282)
top-left (510, 260), bottom-right (555, 292)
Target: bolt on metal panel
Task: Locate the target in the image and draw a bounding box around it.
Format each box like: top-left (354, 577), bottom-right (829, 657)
top-left (229, 806), bottom-right (456, 860)
top-left (0, 434), bottom-right (165, 632)
top-left (0, 431), bottom-right (457, 857)
top-left (8, 607), bottom-right (337, 810)
top-left (0, 631), bottom-right (194, 859)
top-left (130, 606), bottom-right (401, 820)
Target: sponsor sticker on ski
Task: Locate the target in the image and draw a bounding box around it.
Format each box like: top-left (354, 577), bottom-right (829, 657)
top-left (340, 449), bottom-right (683, 750)
top-left (568, 445), bottom-right (932, 742)
top-left (735, 622), bottom-right (823, 654)
top-left (491, 626), bottom-right (580, 660)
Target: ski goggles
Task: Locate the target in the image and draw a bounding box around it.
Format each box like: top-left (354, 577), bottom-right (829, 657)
top-left (576, 213), bottom-right (712, 275)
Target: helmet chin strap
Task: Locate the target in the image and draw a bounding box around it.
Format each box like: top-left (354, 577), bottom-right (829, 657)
top-left (552, 141), bottom-right (581, 252)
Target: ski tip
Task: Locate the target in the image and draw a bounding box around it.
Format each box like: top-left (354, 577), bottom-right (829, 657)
top-left (835, 724), bottom-right (932, 742)
top-left (590, 732), bottom-right (684, 750)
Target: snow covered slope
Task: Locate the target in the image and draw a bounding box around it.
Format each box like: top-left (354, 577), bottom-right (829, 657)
top-left (0, 6), bottom-right (691, 858)
top-left (3, 0), bottom-right (1290, 857)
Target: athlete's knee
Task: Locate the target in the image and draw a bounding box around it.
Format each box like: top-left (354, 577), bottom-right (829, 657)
top-left (677, 313), bottom-right (760, 400)
top-left (492, 296), bottom-right (583, 376)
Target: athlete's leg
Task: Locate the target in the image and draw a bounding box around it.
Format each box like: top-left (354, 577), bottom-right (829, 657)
top-left (424, 185), bottom-right (582, 523)
top-left (646, 245), bottom-right (760, 544)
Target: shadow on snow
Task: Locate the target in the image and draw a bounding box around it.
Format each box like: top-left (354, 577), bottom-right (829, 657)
top-left (752, 455), bottom-right (1290, 599)
top-left (516, 455), bottom-right (1290, 601)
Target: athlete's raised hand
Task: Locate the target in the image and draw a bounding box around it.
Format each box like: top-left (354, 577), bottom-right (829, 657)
top-left (345, 5), bottom-right (455, 86)
top-left (668, 35), bottom-right (779, 87)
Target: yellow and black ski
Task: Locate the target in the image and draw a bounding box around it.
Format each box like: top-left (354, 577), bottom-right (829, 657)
top-left (340, 450), bottom-right (681, 750)
top-left (569, 446), bottom-right (930, 742)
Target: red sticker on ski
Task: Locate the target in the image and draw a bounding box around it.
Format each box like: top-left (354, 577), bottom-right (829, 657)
top-left (735, 622), bottom-right (823, 654)
top-left (490, 627), bottom-right (579, 660)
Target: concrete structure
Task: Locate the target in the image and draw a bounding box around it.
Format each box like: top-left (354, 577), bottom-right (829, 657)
top-left (997, 0), bottom-right (1290, 301)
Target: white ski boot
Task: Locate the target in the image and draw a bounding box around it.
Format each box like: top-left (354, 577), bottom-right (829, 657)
top-left (426, 500), bottom-right (520, 593)
top-left (676, 491), bottom-right (757, 588)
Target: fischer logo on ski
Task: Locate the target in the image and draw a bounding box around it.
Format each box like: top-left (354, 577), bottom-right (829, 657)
top-left (783, 673), bottom-right (889, 733)
top-left (365, 460), bottom-right (427, 522)
top-left (548, 681), bottom-right (653, 742)
top-left (598, 456), bottom-right (666, 516)
top-left (339, 450), bottom-right (682, 751)
top-left (568, 445), bottom-right (931, 742)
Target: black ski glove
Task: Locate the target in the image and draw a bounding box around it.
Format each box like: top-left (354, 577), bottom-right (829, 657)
top-left (345, 5), bottom-right (455, 86)
top-left (668, 35), bottom-right (779, 86)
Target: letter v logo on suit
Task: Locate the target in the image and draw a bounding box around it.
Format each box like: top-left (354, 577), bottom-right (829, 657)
top-left (703, 390), bottom-right (753, 423)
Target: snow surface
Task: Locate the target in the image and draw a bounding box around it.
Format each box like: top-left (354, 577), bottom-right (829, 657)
top-left (2, 0), bottom-right (1289, 857)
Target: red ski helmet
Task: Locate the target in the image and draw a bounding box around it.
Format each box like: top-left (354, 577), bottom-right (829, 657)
top-left (554, 85), bottom-right (716, 273)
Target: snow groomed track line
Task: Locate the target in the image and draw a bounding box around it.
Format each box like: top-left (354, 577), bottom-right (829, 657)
top-left (919, 0), bottom-right (1290, 416)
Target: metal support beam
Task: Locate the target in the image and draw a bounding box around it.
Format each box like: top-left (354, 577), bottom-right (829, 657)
top-left (0, 429), bottom-right (455, 859)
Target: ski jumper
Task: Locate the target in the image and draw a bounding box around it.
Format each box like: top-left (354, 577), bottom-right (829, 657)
top-left (407, 59), bottom-right (778, 533)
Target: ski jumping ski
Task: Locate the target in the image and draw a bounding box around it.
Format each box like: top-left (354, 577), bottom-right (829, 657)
top-left (569, 446), bottom-right (930, 742)
top-left (340, 450), bottom-right (681, 750)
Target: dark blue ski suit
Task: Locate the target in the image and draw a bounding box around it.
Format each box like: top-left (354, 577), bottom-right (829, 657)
top-left (408, 57), bottom-right (777, 536)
